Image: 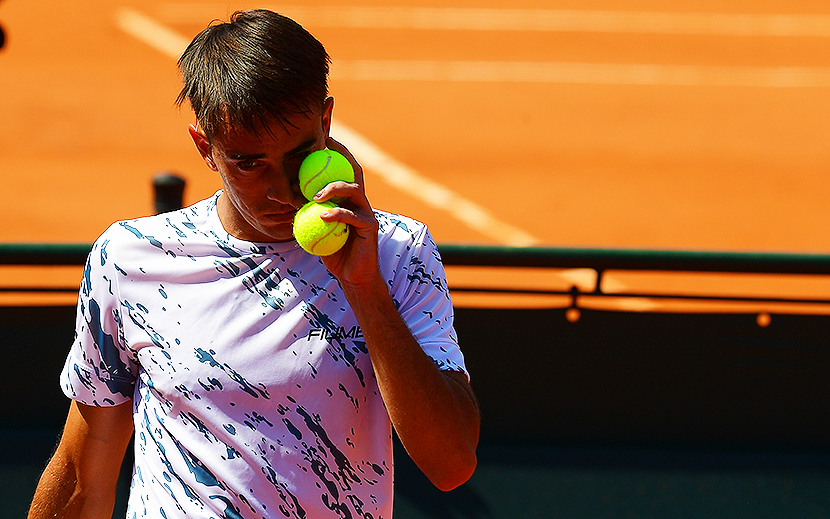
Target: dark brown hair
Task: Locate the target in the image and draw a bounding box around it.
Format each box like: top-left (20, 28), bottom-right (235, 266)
top-left (176, 9), bottom-right (330, 138)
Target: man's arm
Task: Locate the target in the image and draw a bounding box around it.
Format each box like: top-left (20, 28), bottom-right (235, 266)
top-left (318, 137), bottom-right (480, 491)
top-left (344, 276), bottom-right (480, 491)
top-left (28, 400), bottom-right (134, 519)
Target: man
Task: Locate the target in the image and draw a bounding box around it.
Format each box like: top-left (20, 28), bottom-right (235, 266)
top-left (28, 9), bottom-right (479, 519)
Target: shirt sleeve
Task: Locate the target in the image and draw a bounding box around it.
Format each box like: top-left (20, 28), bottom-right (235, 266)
top-left (61, 229), bottom-right (139, 406)
top-left (379, 214), bottom-right (468, 377)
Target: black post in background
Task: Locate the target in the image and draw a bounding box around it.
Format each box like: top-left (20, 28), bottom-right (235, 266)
top-left (1, 0), bottom-right (8, 52)
top-left (152, 173), bottom-right (186, 214)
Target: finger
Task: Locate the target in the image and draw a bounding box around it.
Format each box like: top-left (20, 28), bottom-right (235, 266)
top-left (314, 182), bottom-right (370, 213)
top-left (326, 137), bottom-right (365, 188)
top-left (318, 205), bottom-right (370, 234)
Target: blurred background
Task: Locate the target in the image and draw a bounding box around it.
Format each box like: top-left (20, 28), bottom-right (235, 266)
top-left (3, 0), bottom-right (830, 251)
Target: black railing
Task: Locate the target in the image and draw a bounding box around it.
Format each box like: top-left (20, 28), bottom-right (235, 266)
top-left (438, 244), bottom-right (830, 274)
top-left (3, 243), bottom-right (830, 306)
top-left (0, 243), bottom-right (91, 266)
top-left (6, 242), bottom-right (830, 272)
top-left (440, 244), bottom-right (830, 308)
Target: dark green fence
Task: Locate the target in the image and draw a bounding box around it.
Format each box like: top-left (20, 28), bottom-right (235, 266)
top-left (6, 242), bottom-right (830, 304)
top-left (3, 243), bottom-right (830, 519)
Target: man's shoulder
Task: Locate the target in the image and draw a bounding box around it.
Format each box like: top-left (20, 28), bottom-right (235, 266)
top-left (374, 210), bottom-right (428, 239)
top-left (93, 196), bottom-right (218, 254)
top-left (373, 210), bottom-right (444, 266)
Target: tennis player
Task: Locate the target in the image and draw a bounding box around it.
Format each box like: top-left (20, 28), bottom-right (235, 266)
top-left (28, 9), bottom-right (478, 519)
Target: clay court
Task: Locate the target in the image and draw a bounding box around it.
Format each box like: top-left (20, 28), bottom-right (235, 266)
top-left (5, 4), bottom-right (830, 518)
top-left (2, 0), bottom-right (830, 308)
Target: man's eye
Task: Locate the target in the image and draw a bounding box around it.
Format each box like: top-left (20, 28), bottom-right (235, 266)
top-left (288, 152), bottom-right (311, 166)
top-left (236, 160), bottom-right (259, 170)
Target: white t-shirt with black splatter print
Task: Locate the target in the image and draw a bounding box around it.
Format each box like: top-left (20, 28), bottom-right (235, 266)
top-left (61, 192), bottom-right (466, 519)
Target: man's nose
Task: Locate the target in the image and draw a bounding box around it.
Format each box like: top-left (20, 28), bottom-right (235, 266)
top-left (266, 169), bottom-right (304, 206)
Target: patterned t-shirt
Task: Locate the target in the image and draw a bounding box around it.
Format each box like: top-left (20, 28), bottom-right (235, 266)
top-left (61, 192), bottom-right (466, 519)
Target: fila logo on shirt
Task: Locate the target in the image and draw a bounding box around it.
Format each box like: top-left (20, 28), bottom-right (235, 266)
top-left (307, 326), bottom-right (363, 342)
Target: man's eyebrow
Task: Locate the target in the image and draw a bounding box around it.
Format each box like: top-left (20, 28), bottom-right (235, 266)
top-left (287, 138), bottom-right (318, 156)
top-left (225, 138), bottom-right (318, 161)
top-left (227, 151), bottom-right (267, 161)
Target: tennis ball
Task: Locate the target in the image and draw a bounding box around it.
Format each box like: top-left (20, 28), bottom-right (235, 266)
top-left (293, 201), bottom-right (349, 256)
top-left (298, 149), bottom-right (355, 201)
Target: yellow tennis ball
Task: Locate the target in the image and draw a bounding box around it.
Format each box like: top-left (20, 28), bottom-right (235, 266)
top-left (298, 149), bottom-right (355, 201)
top-left (293, 201), bottom-right (349, 256)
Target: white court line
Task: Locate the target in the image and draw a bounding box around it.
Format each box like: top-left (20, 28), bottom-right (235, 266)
top-left (157, 4), bottom-right (830, 37)
top-left (333, 60), bottom-right (830, 87)
top-left (114, 8), bottom-right (830, 90)
top-left (116, 7), bottom-right (190, 58)
top-left (114, 7), bottom-right (541, 247)
top-left (329, 120), bottom-right (539, 246)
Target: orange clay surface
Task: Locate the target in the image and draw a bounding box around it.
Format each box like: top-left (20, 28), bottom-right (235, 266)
top-left (2, 0), bottom-right (830, 310)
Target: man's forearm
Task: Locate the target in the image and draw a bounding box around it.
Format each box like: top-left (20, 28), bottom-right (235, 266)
top-left (28, 453), bottom-right (97, 519)
top-left (29, 401), bottom-right (133, 519)
top-left (342, 274), bottom-right (480, 490)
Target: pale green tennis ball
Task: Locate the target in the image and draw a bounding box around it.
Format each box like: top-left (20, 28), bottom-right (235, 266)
top-left (293, 201), bottom-right (349, 256)
top-left (298, 149), bottom-right (355, 201)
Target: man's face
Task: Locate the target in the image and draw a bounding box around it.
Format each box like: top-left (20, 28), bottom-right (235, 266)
top-left (190, 98), bottom-right (334, 243)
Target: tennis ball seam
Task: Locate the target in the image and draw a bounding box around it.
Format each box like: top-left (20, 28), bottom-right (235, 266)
top-left (309, 221), bottom-right (346, 254)
top-left (293, 201), bottom-right (349, 256)
top-left (301, 151), bottom-right (332, 199)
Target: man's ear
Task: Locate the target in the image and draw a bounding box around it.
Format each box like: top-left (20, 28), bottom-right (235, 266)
top-left (189, 124), bottom-right (217, 171)
top-left (321, 97), bottom-right (334, 138)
